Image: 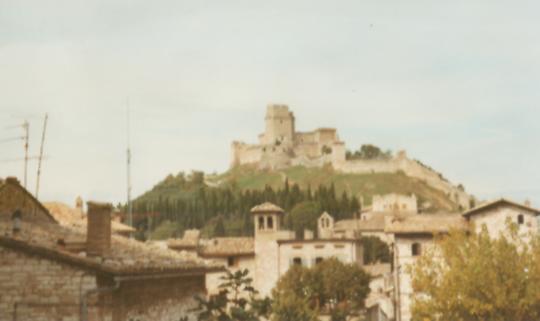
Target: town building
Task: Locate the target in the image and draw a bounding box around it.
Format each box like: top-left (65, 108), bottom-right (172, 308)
top-left (0, 177), bottom-right (219, 321)
top-left (384, 198), bottom-right (540, 321)
top-left (169, 202), bottom-right (364, 297)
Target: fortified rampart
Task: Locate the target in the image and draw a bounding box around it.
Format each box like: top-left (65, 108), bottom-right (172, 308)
top-left (231, 104), bottom-right (470, 209)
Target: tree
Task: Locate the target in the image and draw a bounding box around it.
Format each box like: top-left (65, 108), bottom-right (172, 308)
top-left (213, 216), bottom-right (226, 237)
top-left (192, 269), bottom-right (271, 321)
top-left (286, 201), bottom-right (321, 238)
top-left (272, 258), bottom-right (371, 321)
top-left (362, 236), bottom-right (391, 264)
top-left (409, 222), bottom-right (540, 321)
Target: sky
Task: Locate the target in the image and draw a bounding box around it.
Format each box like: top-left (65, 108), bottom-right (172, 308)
top-left (0, 0), bottom-right (539, 207)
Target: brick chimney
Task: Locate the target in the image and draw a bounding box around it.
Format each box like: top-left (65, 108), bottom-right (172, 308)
top-left (86, 201), bottom-right (112, 257)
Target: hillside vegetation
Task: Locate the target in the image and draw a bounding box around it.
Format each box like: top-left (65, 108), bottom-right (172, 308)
top-left (132, 165), bottom-right (461, 240)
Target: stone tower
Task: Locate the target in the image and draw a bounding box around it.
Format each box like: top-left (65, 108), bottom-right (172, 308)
top-left (260, 104), bottom-right (295, 146)
top-left (251, 202), bottom-right (285, 297)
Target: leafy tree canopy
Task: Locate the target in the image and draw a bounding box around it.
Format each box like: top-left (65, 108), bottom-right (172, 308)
top-left (409, 222), bottom-right (540, 321)
top-left (272, 258), bottom-right (371, 321)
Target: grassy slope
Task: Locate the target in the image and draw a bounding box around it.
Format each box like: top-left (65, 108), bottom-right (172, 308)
top-left (209, 165), bottom-right (458, 211)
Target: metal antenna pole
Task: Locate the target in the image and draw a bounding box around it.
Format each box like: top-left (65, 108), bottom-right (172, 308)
top-left (126, 102), bottom-right (133, 233)
top-left (22, 120), bottom-right (29, 189)
top-left (35, 114), bottom-right (48, 199)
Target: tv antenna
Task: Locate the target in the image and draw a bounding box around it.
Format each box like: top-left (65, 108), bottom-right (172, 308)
top-left (126, 101), bottom-right (133, 233)
top-left (35, 113), bottom-right (48, 199)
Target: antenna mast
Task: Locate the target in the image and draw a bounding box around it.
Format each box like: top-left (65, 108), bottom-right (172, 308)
top-left (35, 113), bottom-right (48, 199)
top-left (22, 120), bottom-right (29, 188)
top-left (126, 103), bottom-right (133, 232)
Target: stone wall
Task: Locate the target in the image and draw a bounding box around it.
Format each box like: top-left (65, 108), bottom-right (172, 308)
top-left (468, 206), bottom-right (538, 242)
top-left (0, 246), bottom-right (98, 321)
top-left (0, 245), bottom-right (206, 321)
top-left (205, 256), bottom-right (255, 295)
top-left (112, 275), bottom-right (205, 321)
top-left (0, 179), bottom-right (54, 224)
top-left (277, 240), bottom-right (362, 275)
top-left (393, 235), bottom-right (436, 321)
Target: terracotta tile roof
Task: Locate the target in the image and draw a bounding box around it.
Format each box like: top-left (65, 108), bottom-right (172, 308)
top-left (462, 198), bottom-right (540, 217)
top-left (44, 202), bottom-right (135, 234)
top-left (0, 218), bottom-right (220, 276)
top-left (198, 237), bottom-right (255, 257)
top-left (250, 202), bottom-right (284, 214)
top-left (334, 214), bottom-right (387, 232)
top-left (384, 214), bottom-right (468, 235)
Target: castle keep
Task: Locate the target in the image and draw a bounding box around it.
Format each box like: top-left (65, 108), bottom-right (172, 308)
top-left (231, 104), bottom-right (346, 169)
top-left (231, 104), bottom-right (471, 209)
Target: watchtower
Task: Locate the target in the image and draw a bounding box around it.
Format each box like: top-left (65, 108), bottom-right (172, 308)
top-left (261, 104), bottom-right (295, 146)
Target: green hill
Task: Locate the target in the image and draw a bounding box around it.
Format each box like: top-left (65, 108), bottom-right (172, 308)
top-left (131, 165), bottom-right (462, 240)
top-left (208, 165), bottom-right (459, 211)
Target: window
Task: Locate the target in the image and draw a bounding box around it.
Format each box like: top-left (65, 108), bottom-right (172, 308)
top-left (518, 214), bottom-right (524, 225)
top-left (315, 257), bottom-right (324, 264)
top-left (258, 216), bottom-right (265, 230)
top-left (267, 216), bottom-right (274, 229)
top-left (227, 256), bottom-right (237, 267)
top-left (293, 257), bottom-right (302, 266)
top-left (412, 243), bottom-right (422, 256)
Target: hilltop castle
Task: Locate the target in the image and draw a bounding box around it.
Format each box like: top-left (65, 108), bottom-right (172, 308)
top-left (231, 104), bottom-right (471, 209)
top-left (231, 104), bottom-right (347, 169)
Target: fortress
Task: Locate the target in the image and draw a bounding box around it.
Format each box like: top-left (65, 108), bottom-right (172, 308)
top-left (231, 104), bottom-right (471, 209)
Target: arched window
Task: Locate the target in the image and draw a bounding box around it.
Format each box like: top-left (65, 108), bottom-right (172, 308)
top-left (267, 216), bottom-right (274, 229)
top-left (412, 243), bottom-right (422, 256)
top-left (518, 214), bottom-right (524, 225)
top-left (258, 216), bottom-right (265, 230)
top-left (293, 257), bottom-right (302, 266)
top-left (315, 257), bottom-right (324, 264)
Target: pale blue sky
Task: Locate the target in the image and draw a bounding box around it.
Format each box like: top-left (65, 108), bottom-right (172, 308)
top-left (0, 0), bottom-right (538, 207)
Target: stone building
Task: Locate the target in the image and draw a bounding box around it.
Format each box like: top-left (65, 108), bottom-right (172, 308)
top-left (169, 202), bottom-right (364, 298)
top-left (0, 177), bottom-right (56, 224)
top-left (384, 198), bottom-right (540, 321)
top-left (463, 198), bottom-right (539, 241)
top-left (0, 178), bottom-right (219, 321)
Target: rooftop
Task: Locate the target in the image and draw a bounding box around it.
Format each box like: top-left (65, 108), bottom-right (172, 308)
top-left (44, 201), bottom-right (135, 234)
top-left (463, 198), bottom-right (540, 218)
top-left (384, 213), bottom-right (468, 235)
top-left (250, 202), bottom-right (284, 214)
top-left (0, 218), bottom-right (219, 276)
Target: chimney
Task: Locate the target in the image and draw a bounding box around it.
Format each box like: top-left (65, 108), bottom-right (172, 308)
top-left (86, 201), bottom-right (112, 257)
top-left (6, 177), bottom-right (20, 185)
top-left (524, 199), bottom-right (531, 207)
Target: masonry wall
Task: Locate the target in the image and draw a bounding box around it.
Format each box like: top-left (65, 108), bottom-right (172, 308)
top-left (112, 275), bottom-right (205, 321)
top-left (0, 182), bottom-right (54, 224)
top-left (469, 206), bottom-right (538, 242)
top-left (0, 246), bottom-right (99, 321)
top-left (205, 256), bottom-right (255, 295)
top-left (277, 241), bottom-right (362, 275)
top-left (393, 235), bottom-right (435, 321)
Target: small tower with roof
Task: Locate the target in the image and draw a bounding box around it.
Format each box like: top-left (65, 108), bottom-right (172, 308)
top-left (251, 202), bottom-right (284, 236)
top-left (317, 211), bottom-right (334, 239)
